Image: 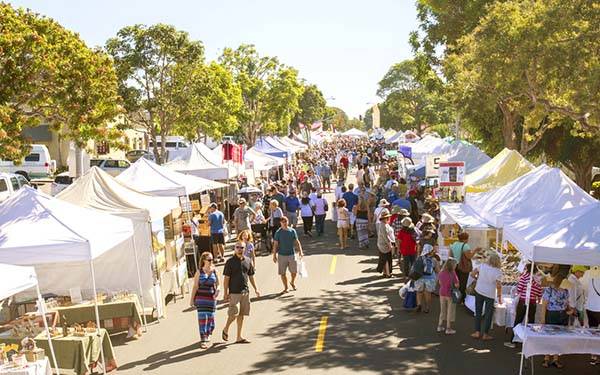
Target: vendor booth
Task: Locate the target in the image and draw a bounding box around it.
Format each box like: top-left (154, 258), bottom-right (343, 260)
top-left (341, 128), bottom-right (368, 138)
top-left (0, 187), bottom-right (134, 374)
top-left (254, 138), bottom-right (289, 159)
top-left (56, 167), bottom-right (180, 318)
top-left (277, 136), bottom-right (307, 151)
top-left (164, 143), bottom-right (239, 181)
top-left (0, 264), bottom-right (59, 375)
top-left (445, 141), bottom-right (490, 174)
top-left (464, 148), bottom-right (533, 193)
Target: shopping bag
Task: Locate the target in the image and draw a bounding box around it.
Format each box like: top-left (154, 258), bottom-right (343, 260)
top-left (298, 260), bottom-right (309, 278)
top-left (403, 291), bottom-right (417, 309)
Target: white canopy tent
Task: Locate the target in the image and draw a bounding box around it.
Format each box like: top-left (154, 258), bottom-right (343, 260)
top-left (164, 143), bottom-right (239, 180)
top-left (0, 264), bottom-right (60, 374)
top-left (0, 187), bottom-right (135, 374)
top-left (117, 157), bottom-right (226, 197)
top-left (278, 136), bottom-right (307, 151)
top-left (466, 165), bottom-right (597, 228)
top-left (385, 130), bottom-right (404, 144)
top-left (273, 136), bottom-right (304, 153)
top-left (445, 141), bottom-right (491, 174)
top-left (341, 128), bottom-right (368, 138)
top-left (403, 135), bottom-right (453, 164)
top-left (264, 136), bottom-right (299, 155)
top-left (440, 202), bottom-right (491, 230)
top-left (57, 167), bottom-right (180, 313)
top-left (245, 147), bottom-right (285, 171)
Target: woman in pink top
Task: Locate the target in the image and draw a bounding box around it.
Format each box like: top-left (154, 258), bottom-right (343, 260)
top-left (437, 258), bottom-right (459, 334)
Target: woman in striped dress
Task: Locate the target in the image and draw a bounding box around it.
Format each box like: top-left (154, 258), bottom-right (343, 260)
top-left (190, 252), bottom-right (220, 348)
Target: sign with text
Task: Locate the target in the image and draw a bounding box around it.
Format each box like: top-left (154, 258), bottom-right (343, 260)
top-left (426, 155), bottom-right (445, 177)
top-left (439, 161), bottom-right (466, 186)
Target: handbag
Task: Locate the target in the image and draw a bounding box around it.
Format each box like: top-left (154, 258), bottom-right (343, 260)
top-left (457, 243), bottom-right (472, 273)
top-left (451, 286), bottom-right (462, 304)
top-left (403, 290), bottom-right (417, 309)
top-left (466, 279), bottom-right (477, 296)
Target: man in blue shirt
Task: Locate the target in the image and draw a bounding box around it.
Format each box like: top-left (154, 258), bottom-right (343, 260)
top-left (272, 216), bottom-right (304, 293)
top-left (392, 197), bottom-right (411, 210)
top-left (208, 203), bottom-right (225, 262)
top-left (342, 183), bottom-right (359, 239)
top-left (283, 190), bottom-right (301, 228)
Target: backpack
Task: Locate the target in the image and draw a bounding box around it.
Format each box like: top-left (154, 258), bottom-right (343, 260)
top-left (409, 256), bottom-right (425, 280)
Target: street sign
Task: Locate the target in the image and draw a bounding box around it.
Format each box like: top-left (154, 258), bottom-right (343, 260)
top-left (426, 155), bottom-right (445, 177)
top-left (439, 161), bottom-right (466, 186)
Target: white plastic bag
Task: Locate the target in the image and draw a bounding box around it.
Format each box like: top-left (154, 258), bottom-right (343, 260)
top-left (298, 260), bottom-right (309, 278)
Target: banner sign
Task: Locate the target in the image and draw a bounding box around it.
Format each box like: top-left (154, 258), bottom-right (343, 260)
top-left (439, 161), bottom-right (466, 186)
top-left (426, 155), bottom-right (444, 177)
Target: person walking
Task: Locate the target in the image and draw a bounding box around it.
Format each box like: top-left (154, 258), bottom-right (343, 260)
top-left (471, 252), bottom-right (503, 341)
top-left (190, 252), bottom-right (220, 348)
top-left (415, 244), bottom-right (439, 313)
top-left (336, 199), bottom-right (350, 250)
top-left (342, 184), bottom-right (358, 239)
top-left (237, 230), bottom-right (256, 268)
top-left (321, 163), bottom-right (332, 192)
top-left (283, 189), bottom-right (301, 228)
top-left (233, 198), bottom-right (256, 234)
top-left (451, 232), bottom-right (480, 304)
top-left (437, 258), bottom-right (459, 335)
top-left (222, 241), bottom-right (260, 344)
top-left (353, 197), bottom-right (371, 249)
top-left (313, 191), bottom-right (328, 236)
top-left (300, 195), bottom-right (315, 237)
top-left (376, 212), bottom-right (395, 278)
top-left (272, 216), bottom-right (304, 293)
top-left (208, 203), bottom-right (226, 263)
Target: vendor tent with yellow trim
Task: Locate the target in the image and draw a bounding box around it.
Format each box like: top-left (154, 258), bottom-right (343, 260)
top-left (464, 148), bottom-right (534, 193)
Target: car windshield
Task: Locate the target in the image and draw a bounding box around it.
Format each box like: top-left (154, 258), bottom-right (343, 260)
top-left (90, 159), bottom-right (102, 167)
top-left (24, 153), bottom-right (40, 162)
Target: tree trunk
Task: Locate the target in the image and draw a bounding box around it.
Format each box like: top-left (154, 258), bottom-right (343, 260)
top-left (498, 102), bottom-right (519, 150)
top-left (572, 162), bottom-right (593, 193)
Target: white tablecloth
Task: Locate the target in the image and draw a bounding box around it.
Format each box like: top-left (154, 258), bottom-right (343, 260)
top-left (513, 324), bottom-right (600, 358)
top-left (0, 358), bottom-right (51, 375)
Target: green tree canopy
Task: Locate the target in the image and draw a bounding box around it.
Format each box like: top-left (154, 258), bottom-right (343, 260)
top-left (219, 44), bottom-right (303, 146)
top-left (291, 83), bottom-right (326, 133)
top-left (0, 3), bottom-right (121, 161)
top-left (323, 106), bottom-right (348, 132)
top-left (106, 24), bottom-right (204, 162)
top-left (377, 58), bottom-right (452, 135)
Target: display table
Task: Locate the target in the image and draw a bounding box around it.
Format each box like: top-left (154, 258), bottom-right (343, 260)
top-left (513, 324), bottom-right (600, 358)
top-left (0, 358), bottom-right (51, 375)
top-left (0, 329), bottom-right (117, 375)
top-left (465, 294), bottom-right (518, 327)
top-left (52, 297), bottom-right (142, 333)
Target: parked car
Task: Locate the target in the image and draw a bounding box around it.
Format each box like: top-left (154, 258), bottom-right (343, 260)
top-left (90, 159), bottom-right (130, 177)
top-left (0, 172), bottom-right (31, 202)
top-left (50, 172), bottom-right (74, 196)
top-left (0, 144), bottom-right (56, 179)
top-left (147, 136), bottom-right (190, 151)
top-left (125, 149), bottom-right (155, 163)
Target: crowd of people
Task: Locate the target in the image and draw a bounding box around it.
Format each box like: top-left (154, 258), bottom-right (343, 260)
top-left (187, 135), bottom-right (600, 372)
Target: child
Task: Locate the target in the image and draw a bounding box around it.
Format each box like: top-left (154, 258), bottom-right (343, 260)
top-left (337, 199), bottom-right (350, 250)
top-left (437, 258), bottom-right (459, 334)
top-left (237, 229), bottom-right (256, 268)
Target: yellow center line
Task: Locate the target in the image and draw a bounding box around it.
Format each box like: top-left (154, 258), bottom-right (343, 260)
top-left (329, 255), bottom-right (337, 274)
top-left (315, 315), bottom-right (328, 352)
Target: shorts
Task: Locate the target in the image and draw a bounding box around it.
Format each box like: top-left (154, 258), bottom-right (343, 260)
top-left (337, 220), bottom-right (349, 229)
top-left (278, 254), bottom-right (298, 275)
top-left (228, 292), bottom-right (250, 317)
top-left (415, 278), bottom-right (436, 293)
top-left (211, 233), bottom-right (225, 245)
top-left (349, 212), bottom-right (356, 225)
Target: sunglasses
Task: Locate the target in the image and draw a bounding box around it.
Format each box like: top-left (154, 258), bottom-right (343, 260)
top-left (206, 258), bottom-right (213, 262)
top-left (235, 245), bottom-right (245, 249)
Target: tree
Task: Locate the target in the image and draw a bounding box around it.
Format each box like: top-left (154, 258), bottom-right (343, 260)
top-left (0, 3), bottom-right (121, 161)
top-left (540, 121), bottom-right (600, 192)
top-left (106, 24), bottom-right (204, 163)
top-left (291, 83), bottom-right (326, 133)
top-left (323, 106), bottom-right (348, 132)
top-left (219, 44), bottom-right (303, 146)
top-left (377, 58), bottom-right (452, 135)
top-left (174, 62), bottom-right (242, 142)
top-left (445, 0), bottom-right (600, 155)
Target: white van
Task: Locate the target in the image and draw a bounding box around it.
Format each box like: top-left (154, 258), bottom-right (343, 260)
top-left (0, 144), bottom-right (56, 179)
top-left (0, 172), bottom-right (31, 202)
top-left (148, 136), bottom-right (190, 151)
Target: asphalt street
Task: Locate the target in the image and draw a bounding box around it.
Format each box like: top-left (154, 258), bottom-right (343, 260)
top-left (110, 182), bottom-right (596, 375)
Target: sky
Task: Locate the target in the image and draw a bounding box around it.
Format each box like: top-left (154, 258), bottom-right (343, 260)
top-left (9, 0), bottom-right (418, 118)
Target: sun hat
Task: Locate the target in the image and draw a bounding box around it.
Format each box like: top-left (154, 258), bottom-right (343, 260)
top-left (401, 217), bottom-right (413, 227)
top-left (421, 213), bottom-right (435, 223)
top-left (571, 265), bottom-right (587, 274)
top-left (380, 212), bottom-right (391, 220)
top-left (378, 199), bottom-right (390, 207)
top-left (398, 208), bottom-right (410, 216)
top-left (421, 244), bottom-right (434, 256)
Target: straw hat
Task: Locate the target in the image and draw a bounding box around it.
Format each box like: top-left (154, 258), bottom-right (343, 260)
top-left (401, 217), bottom-right (413, 227)
top-left (378, 199), bottom-right (390, 207)
top-left (379, 212), bottom-right (391, 220)
top-left (421, 213), bottom-right (435, 223)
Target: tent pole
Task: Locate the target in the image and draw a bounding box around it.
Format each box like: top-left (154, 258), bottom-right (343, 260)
top-left (90, 260), bottom-right (107, 375)
top-left (131, 235), bottom-right (148, 332)
top-left (519, 257), bottom-right (535, 375)
top-left (495, 229), bottom-right (500, 252)
top-left (36, 284), bottom-right (60, 375)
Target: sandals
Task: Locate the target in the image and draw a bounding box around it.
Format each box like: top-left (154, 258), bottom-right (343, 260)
top-left (552, 361), bottom-right (564, 369)
top-left (236, 338), bottom-right (251, 344)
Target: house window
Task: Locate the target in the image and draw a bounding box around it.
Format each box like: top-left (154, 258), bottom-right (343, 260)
top-left (96, 141), bottom-right (110, 155)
